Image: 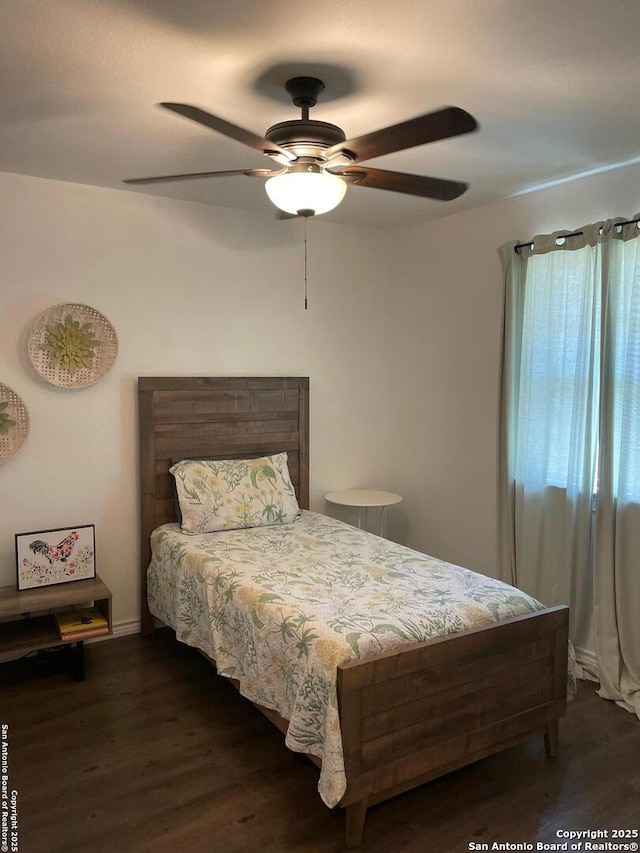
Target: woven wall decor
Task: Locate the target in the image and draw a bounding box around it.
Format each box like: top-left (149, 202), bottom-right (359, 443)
top-left (0, 383), bottom-right (29, 465)
top-left (28, 303), bottom-right (118, 388)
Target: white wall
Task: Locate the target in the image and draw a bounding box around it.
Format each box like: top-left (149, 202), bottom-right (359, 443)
top-left (3, 161), bottom-right (638, 633)
top-left (0, 171), bottom-right (396, 629)
top-left (387, 161), bottom-right (640, 579)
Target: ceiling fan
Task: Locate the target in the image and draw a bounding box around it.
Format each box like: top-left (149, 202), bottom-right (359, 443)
top-left (124, 77), bottom-right (478, 217)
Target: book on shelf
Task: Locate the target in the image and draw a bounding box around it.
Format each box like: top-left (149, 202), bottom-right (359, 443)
top-left (55, 606), bottom-right (109, 641)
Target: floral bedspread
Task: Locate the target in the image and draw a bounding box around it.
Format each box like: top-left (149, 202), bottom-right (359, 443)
top-left (147, 511), bottom-right (553, 807)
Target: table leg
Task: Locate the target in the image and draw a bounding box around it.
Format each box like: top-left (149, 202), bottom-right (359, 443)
top-left (380, 505), bottom-right (388, 537)
top-left (68, 640), bottom-right (85, 681)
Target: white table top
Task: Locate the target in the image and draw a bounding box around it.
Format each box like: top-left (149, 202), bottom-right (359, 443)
top-left (324, 489), bottom-right (403, 508)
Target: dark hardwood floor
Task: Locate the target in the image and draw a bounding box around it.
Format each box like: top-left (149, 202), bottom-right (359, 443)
top-left (1, 631), bottom-right (638, 853)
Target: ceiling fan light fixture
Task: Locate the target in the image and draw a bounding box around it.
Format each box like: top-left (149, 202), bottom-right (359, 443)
top-left (265, 170), bottom-right (347, 216)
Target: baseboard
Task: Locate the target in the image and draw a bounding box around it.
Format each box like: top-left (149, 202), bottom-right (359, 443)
top-left (88, 617), bottom-right (140, 642)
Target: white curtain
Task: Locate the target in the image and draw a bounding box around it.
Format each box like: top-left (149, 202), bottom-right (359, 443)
top-left (594, 222), bottom-right (640, 715)
top-left (498, 217), bottom-right (640, 718)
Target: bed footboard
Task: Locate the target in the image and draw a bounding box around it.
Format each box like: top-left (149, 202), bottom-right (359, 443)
top-left (337, 605), bottom-right (569, 848)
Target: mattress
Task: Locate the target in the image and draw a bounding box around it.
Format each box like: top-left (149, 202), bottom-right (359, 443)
top-left (147, 510), bottom-right (549, 807)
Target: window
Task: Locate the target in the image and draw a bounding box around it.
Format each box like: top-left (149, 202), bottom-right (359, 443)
top-left (515, 245), bottom-right (600, 494)
top-left (513, 227), bottom-right (640, 502)
top-left (608, 236), bottom-right (640, 502)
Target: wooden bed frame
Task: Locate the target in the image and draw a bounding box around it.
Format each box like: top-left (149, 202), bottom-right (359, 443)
top-left (138, 376), bottom-right (569, 848)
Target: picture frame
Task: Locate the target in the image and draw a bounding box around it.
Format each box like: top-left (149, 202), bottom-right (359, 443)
top-left (15, 524), bottom-right (96, 591)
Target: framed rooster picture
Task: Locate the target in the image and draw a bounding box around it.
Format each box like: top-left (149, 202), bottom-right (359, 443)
top-left (15, 524), bottom-right (96, 590)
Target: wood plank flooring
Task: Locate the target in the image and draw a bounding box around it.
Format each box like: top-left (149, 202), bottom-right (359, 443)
top-left (1, 630), bottom-right (638, 853)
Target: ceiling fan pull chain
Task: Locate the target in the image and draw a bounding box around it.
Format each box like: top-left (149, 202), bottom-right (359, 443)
top-left (304, 215), bottom-right (309, 310)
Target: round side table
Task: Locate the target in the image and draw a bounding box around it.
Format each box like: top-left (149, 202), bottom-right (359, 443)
top-left (324, 489), bottom-right (402, 537)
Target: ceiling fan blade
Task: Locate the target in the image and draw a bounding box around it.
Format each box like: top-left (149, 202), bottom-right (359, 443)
top-left (324, 106), bottom-right (477, 163)
top-left (123, 167), bottom-right (281, 186)
top-left (160, 103), bottom-right (294, 163)
top-left (330, 166), bottom-right (469, 200)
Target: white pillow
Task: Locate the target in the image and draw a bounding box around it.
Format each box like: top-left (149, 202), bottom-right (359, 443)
top-left (170, 452), bottom-right (300, 534)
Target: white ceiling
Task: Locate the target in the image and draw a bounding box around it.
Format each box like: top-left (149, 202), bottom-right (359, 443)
top-left (2, 0), bottom-right (640, 230)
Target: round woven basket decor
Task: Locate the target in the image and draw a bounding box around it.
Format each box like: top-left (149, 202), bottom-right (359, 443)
top-left (0, 383), bottom-right (29, 465)
top-left (28, 303), bottom-right (118, 388)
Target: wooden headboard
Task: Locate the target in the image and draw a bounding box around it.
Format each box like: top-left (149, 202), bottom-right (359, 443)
top-left (138, 376), bottom-right (309, 634)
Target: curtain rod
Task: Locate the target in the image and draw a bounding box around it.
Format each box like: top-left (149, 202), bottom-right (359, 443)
top-left (514, 216), bottom-right (640, 253)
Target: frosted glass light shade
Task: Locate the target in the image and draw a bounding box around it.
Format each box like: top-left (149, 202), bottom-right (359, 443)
top-left (265, 171), bottom-right (347, 216)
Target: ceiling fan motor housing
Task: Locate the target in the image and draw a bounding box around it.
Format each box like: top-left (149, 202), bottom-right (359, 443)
top-left (265, 120), bottom-right (347, 162)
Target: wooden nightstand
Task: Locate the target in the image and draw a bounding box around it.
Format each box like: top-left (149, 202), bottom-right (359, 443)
top-left (0, 574), bottom-right (112, 680)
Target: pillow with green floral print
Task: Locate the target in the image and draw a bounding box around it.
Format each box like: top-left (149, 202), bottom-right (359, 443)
top-left (170, 452), bottom-right (300, 534)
